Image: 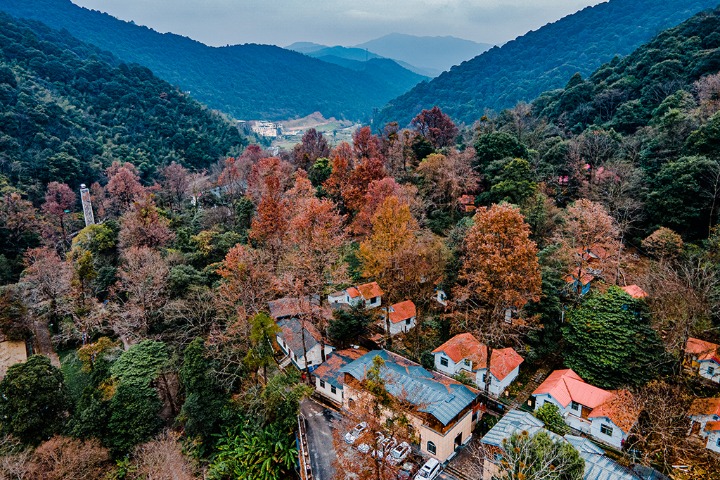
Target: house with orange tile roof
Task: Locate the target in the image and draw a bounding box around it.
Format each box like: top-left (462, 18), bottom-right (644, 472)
top-left (685, 337), bottom-right (720, 384)
top-left (621, 284), bottom-right (648, 299)
top-left (688, 397), bottom-right (720, 454)
top-left (431, 333), bottom-right (524, 397)
top-left (311, 346), bottom-right (368, 405)
top-left (564, 272), bottom-right (595, 296)
top-left (327, 281), bottom-right (383, 310)
top-left (532, 369), bottom-right (640, 449)
top-left (383, 300), bottom-right (417, 336)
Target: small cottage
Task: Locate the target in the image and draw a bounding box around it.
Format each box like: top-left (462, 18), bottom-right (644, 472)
top-left (685, 337), bottom-right (720, 384)
top-left (276, 317), bottom-right (334, 370)
top-left (688, 397), bottom-right (720, 454)
top-left (384, 300), bottom-right (416, 336)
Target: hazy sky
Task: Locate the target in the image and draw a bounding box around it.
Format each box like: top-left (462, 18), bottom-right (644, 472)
top-left (70, 0), bottom-right (607, 47)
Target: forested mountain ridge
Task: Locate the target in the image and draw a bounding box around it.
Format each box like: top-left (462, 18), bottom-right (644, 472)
top-left (0, 13), bottom-right (246, 197)
top-left (0, 0), bottom-right (425, 120)
top-left (377, 0), bottom-right (720, 127)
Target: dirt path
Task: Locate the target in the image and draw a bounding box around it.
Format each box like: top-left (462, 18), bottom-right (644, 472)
top-left (32, 320), bottom-right (60, 367)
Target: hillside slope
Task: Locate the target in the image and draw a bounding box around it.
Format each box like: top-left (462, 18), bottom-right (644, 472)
top-left (0, 0), bottom-right (422, 121)
top-left (0, 13), bottom-right (246, 195)
top-left (377, 0), bottom-right (719, 126)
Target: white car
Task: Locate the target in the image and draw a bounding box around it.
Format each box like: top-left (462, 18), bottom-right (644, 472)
top-left (344, 422), bottom-right (368, 444)
top-left (414, 458), bottom-right (441, 480)
top-left (357, 442), bottom-right (371, 454)
top-left (388, 442), bottom-right (411, 464)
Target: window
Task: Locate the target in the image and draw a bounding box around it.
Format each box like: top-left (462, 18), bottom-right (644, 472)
top-left (440, 357), bottom-right (449, 367)
top-left (406, 318), bottom-right (411, 325)
top-left (319, 379), bottom-right (326, 388)
top-left (464, 358), bottom-right (471, 366)
top-left (709, 366), bottom-right (716, 376)
top-left (600, 424), bottom-right (613, 436)
top-left (717, 437), bottom-right (720, 447)
top-left (481, 373), bottom-right (487, 383)
top-left (571, 401), bottom-right (580, 411)
top-left (472, 410), bottom-right (478, 422)
top-left (331, 385), bottom-right (337, 394)
top-left (427, 441), bottom-right (436, 455)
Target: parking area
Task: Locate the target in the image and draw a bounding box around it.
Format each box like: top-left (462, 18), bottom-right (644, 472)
top-left (300, 398), bottom-right (342, 480)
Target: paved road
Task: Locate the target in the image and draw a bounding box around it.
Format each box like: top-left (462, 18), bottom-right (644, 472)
top-left (301, 399), bottom-right (342, 480)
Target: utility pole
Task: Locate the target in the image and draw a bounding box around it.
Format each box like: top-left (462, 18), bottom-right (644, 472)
top-left (80, 183), bottom-right (95, 226)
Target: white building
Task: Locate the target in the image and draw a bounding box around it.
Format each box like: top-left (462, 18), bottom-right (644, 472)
top-left (311, 347), bottom-right (368, 405)
top-left (432, 333), bottom-right (523, 397)
top-left (685, 337), bottom-right (720, 384)
top-left (384, 300), bottom-right (416, 336)
top-left (689, 398), bottom-right (720, 454)
top-left (532, 369), bottom-right (639, 449)
top-left (327, 282), bottom-right (383, 310)
top-left (276, 317), bottom-right (334, 370)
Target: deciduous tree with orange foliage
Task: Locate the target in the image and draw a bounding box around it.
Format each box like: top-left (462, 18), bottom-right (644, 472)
top-left (41, 182), bottom-right (76, 250)
top-left (246, 156), bottom-right (293, 202)
top-left (119, 195), bottom-right (175, 249)
top-left (342, 157), bottom-right (387, 214)
top-left (249, 175), bottom-right (288, 267)
top-left (411, 106), bottom-right (459, 149)
top-left (106, 161), bottom-right (145, 215)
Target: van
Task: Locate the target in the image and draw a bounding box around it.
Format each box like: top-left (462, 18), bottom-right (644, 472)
top-left (414, 458), bottom-right (441, 480)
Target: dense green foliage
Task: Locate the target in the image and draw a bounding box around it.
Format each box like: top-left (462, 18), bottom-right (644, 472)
top-left (0, 13), bottom-right (246, 194)
top-left (535, 402), bottom-right (570, 435)
top-left (377, 0), bottom-right (718, 126)
top-left (0, 355), bottom-right (72, 444)
top-left (536, 8), bottom-right (720, 133)
top-left (562, 287), bottom-right (667, 389)
top-left (0, 0), bottom-right (425, 121)
top-left (498, 431), bottom-right (585, 480)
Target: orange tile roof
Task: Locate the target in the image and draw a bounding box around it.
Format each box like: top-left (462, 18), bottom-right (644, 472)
top-left (621, 285), bottom-right (648, 299)
top-left (459, 195), bottom-right (475, 205)
top-left (588, 390), bottom-right (640, 433)
top-left (432, 333), bottom-right (524, 381)
top-left (689, 397), bottom-right (720, 417)
top-left (389, 300), bottom-right (416, 323)
top-left (686, 337), bottom-right (720, 363)
top-left (533, 369), bottom-right (613, 409)
top-left (705, 421), bottom-right (720, 432)
top-left (564, 273), bottom-right (594, 285)
top-left (346, 287), bottom-right (361, 298)
top-left (357, 282), bottom-right (383, 299)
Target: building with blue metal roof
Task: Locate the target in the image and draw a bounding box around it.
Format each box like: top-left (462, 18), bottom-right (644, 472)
top-left (339, 349), bottom-right (481, 462)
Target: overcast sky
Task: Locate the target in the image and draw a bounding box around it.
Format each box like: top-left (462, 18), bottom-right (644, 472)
top-left (71, 0), bottom-right (606, 47)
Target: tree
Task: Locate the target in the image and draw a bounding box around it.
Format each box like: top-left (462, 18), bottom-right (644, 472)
top-left (41, 182), bottom-right (76, 250)
top-left (158, 162), bottom-right (191, 211)
top-left (562, 287), bottom-right (667, 389)
top-left (416, 150), bottom-right (479, 211)
top-left (118, 194), bottom-right (175, 249)
top-left (26, 436), bottom-right (113, 480)
top-left (0, 355), bottom-right (72, 445)
top-left (411, 106), bottom-right (459, 149)
top-left (180, 338), bottom-right (227, 449)
top-left (474, 132), bottom-right (528, 170)
top-left (129, 430), bottom-right (196, 480)
top-left (249, 175), bottom-right (288, 265)
top-left (642, 227), bottom-right (684, 260)
top-left (0, 191), bottom-right (38, 253)
top-left (245, 312), bottom-right (280, 383)
top-left (352, 126), bottom-right (382, 161)
top-left (535, 402), bottom-right (570, 435)
top-left (495, 430), bottom-right (584, 480)
top-left (489, 157), bottom-right (538, 205)
top-left (21, 247), bottom-right (73, 325)
top-left (327, 304), bottom-right (372, 347)
top-left (555, 199), bottom-right (620, 289)
top-left (456, 204), bottom-right (541, 320)
top-left (341, 157), bottom-right (387, 213)
top-left (113, 246), bottom-right (169, 345)
top-left (105, 161), bottom-right (145, 215)
top-left (292, 128), bottom-right (330, 171)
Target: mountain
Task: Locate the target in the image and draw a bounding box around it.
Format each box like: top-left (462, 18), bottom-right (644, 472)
top-left (534, 7), bottom-right (720, 135)
top-left (0, 0), bottom-right (424, 121)
top-left (0, 12), bottom-right (246, 195)
top-left (285, 42), bottom-right (326, 54)
top-left (355, 33), bottom-right (493, 76)
top-left (377, 0), bottom-right (720, 127)
top-left (314, 56), bottom-right (429, 93)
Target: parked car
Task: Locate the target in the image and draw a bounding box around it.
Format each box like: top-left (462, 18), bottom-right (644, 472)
top-left (359, 432), bottom-right (384, 454)
top-left (398, 461), bottom-right (417, 479)
top-left (344, 422), bottom-right (368, 444)
top-left (414, 458), bottom-right (441, 480)
top-left (357, 442), bottom-right (371, 454)
top-left (372, 435), bottom-right (396, 459)
top-left (388, 442), bottom-right (411, 464)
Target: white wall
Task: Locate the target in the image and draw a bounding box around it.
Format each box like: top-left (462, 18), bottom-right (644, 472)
top-left (433, 352), bottom-right (465, 377)
top-left (365, 296), bottom-right (381, 309)
top-left (706, 431), bottom-right (720, 453)
top-left (590, 417), bottom-right (627, 449)
top-left (388, 317), bottom-right (416, 336)
top-left (278, 340), bottom-right (334, 370)
top-left (475, 365), bottom-right (519, 397)
top-left (533, 394), bottom-right (591, 434)
top-left (690, 414), bottom-right (720, 437)
top-left (698, 360), bottom-right (720, 383)
top-left (315, 377), bottom-right (343, 404)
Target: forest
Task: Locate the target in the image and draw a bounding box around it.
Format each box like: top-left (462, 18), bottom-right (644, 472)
top-left (0, 4), bottom-right (720, 480)
top-left (377, 0), bottom-right (719, 127)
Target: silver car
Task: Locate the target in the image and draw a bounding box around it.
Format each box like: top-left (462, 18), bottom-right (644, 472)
top-left (344, 421), bottom-right (368, 444)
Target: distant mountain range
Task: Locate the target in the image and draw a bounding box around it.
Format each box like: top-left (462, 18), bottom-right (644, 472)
top-left (0, 0), bottom-right (428, 121)
top-left (377, 0), bottom-right (720, 127)
top-left (355, 33), bottom-right (494, 75)
top-left (287, 34), bottom-right (494, 77)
